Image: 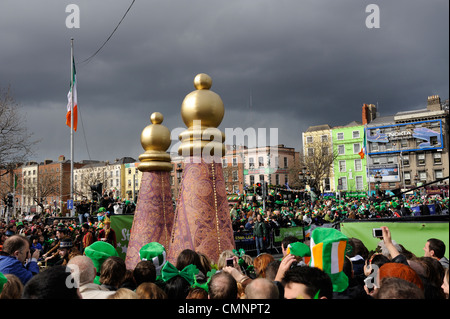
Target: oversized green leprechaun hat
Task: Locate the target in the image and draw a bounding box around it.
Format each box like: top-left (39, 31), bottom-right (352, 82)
top-left (0, 272), bottom-right (7, 294)
top-left (84, 241), bottom-right (119, 284)
top-left (139, 242), bottom-right (167, 279)
top-left (309, 227), bottom-right (349, 293)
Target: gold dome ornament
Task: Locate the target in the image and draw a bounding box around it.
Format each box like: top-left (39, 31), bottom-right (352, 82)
top-left (178, 73), bottom-right (226, 159)
top-left (138, 112), bottom-right (172, 172)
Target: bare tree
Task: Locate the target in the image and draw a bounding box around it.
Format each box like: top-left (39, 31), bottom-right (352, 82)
top-left (0, 86), bottom-right (39, 168)
top-left (302, 140), bottom-right (338, 192)
top-left (23, 172), bottom-right (60, 212)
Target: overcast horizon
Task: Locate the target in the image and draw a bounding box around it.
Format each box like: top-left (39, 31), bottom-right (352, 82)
top-left (1, 0), bottom-right (448, 164)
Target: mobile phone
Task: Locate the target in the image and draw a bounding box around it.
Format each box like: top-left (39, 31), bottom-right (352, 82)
top-left (372, 228), bottom-right (383, 238)
top-left (226, 258), bottom-right (234, 267)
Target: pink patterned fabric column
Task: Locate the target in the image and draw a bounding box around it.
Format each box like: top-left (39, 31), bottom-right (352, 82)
top-left (167, 157), bottom-right (235, 264)
top-left (125, 171), bottom-right (174, 270)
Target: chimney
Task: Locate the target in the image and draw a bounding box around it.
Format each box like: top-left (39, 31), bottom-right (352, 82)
top-left (58, 155), bottom-right (65, 162)
top-left (362, 104), bottom-right (377, 125)
top-left (44, 159), bottom-right (53, 165)
top-left (427, 95), bottom-right (441, 111)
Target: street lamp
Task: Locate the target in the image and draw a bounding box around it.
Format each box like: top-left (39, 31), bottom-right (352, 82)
top-left (374, 172), bottom-right (382, 197)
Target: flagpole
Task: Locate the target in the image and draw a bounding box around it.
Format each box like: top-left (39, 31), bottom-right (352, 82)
top-left (70, 38), bottom-right (74, 216)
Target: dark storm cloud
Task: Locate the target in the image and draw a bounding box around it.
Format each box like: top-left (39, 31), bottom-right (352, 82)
top-left (0, 0), bottom-right (448, 162)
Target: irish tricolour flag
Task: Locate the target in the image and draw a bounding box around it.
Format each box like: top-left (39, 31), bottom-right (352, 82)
top-left (66, 57), bottom-right (78, 132)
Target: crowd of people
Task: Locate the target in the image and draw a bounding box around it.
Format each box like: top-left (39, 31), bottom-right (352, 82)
top-left (0, 191), bottom-right (448, 300)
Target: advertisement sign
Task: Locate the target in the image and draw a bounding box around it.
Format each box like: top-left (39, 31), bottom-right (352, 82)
top-left (366, 119), bottom-right (443, 155)
top-left (367, 164), bottom-right (400, 182)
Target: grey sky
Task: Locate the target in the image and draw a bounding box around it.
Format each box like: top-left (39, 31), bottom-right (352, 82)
top-left (0, 0), bottom-right (448, 163)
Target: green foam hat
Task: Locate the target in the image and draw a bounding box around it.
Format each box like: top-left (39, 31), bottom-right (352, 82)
top-left (139, 242), bottom-right (167, 278)
top-left (84, 241), bottom-right (119, 284)
top-left (287, 242), bottom-right (311, 257)
top-left (0, 272), bottom-right (7, 294)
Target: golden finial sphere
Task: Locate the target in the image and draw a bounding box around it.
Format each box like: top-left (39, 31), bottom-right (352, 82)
top-left (140, 112), bottom-right (171, 152)
top-left (180, 73), bottom-right (224, 129)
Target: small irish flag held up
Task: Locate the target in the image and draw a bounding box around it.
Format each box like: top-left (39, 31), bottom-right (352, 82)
top-left (310, 227), bottom-right (349, 293)
top-left (66, 57), bottom-right (78, 132)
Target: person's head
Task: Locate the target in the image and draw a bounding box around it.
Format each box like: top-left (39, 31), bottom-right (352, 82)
top-left (208, 271), bottom-right (238, 299)
top-left (2, 235), bottom-right (30, 264)
top-left (176, 249), bottom-right (202, 272)
top-left (22, 266), bottom-right (81, 299)
top-left (133, 260), bottom-right (156, 286)
top-left (245, 278), bottom-right (279, 299)
top-left (196, 252), bottom-right (213, 274)
top-left (376, 277), bottom-right (425, 299)
top-left (282, 266), bottom-right (333, 299)
top-left (281, 236), bottom-right (300, 257)
top-left (265, 260), bottom-right (281, 281)
top-left (253, 253), bottom-right (275, 278)
top-left (164, 275), bottom-right (191, 299)
top-left (67, 255), bottom-right (96, 285)
top-left (347, 237), bottom-right (369, 260)
top-left (364, 253), bottom-right (390, 277)
top-left (0, 274), bottom-right (23, 299)
top-left (378, 262), bottom-right (424, 291)
top-left (217, 250), bottom-right (236, 270)
top-left (186, 287), bottom-right (208, 299)
top-left (106, 288), bottom-right (138, 299)
top-left (424, 238), bottom-right (446, 259)
top-left (99, 256), bottom-right (126, 288)
top-left (136, 282), bottom-right (167, 299)
top-left (256, 214), bottom-right (262, 221)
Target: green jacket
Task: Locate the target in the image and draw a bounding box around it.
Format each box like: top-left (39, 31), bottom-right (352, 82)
top-left (253, 220), bottom-right (267, 238)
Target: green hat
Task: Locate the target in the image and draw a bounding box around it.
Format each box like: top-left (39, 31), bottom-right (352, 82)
top-left (139, 242), bottom-right (167, 277)
top-left (84, 241), bottom-right (119, 284)
top-left (286, 242), bottom-right (311, 257)
top-left (310, 227), bottom-right (349, 293)
top-left (98, 207), bottom-right (106, 213)
top-left (0, 272), bottom-right (7, 294)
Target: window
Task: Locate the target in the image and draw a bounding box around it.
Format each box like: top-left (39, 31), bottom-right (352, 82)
top-left (321, 135), bottom-right (328, 142)
top-left (355, 176), bottom-right (364, 190)
top-left (338, 145), bottom-right (345, 155)
top-left (337, 132), bottom-right (344, 140)
top-left (339, 160), bottom-right (346, 172)
top-left (249, 175), bottom-right (255, 185)
top-left (338, 177), bottom-right (348, 190)
top-left (308, 148), bottom-right (314, 156)
top-left (353, 143), bottom-right (361, 154)
top-left (387, 156), bottom-right (395, 164)
top-left (285, 175), bottom-right (289, 185)
top-left (433, 152), bottom-right (442, 164)
top-left (232, 171), bottom-right (238, 181)
top-left (248, 158), bottom-right (254, 169)
top-left (371, 143), bottom-right (379, 152)
top-left (284, 157), bottom-right (288, 168)
top-left (322, 147), bottom-right (329, 156)
top-left (400, 139), bottom-right (408, 148)
top-left (306, 136), bottom-right (313, 143)
top-left (435, 169), bottom-right (443, 179)
top-left (258, 157), bottom-right (264, 167)
top-left (419, 171), bottom-right (427, 181)
top-left (128, 180), bottom-right (131, 187)
top-left (259, 175), bottom-right (265, 182)
top-left (352, 131), bottom-right (360, 139)
top-left (373, 157), bottom-right (380, 165)
top-left (404, 172), bottom-right (411, 185)
top-left (402, 154), bottom-right (410, 166)
top-left (324, 178), bottom-right (331, 191)
top-left (417, 153), bottom-right (426, 165)
top-left (275, 174), bottom-right (279, 185)
top-left (222, 158), bottom-right (228, 166)
top-left (232, 157), bottom-right (238, 167)
top-left (354, 159), bottom-right (362, 171)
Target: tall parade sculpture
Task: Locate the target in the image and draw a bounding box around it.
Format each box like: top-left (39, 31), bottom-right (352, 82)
top-left (167, 73), bottom-right (235, 264)
top-left (125, 112), bottom-right (174, 270)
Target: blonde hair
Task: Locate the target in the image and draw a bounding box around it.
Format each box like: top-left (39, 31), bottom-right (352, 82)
top-left (217, 250), bottom-right (236, 270)
top-left (107, 288), bottom-right (139, 299)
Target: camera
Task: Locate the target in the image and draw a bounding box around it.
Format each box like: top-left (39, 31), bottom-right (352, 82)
top-left (226, 258), bottom-right (234, 267)
top-left (372, 228), bottom-right (383, 238)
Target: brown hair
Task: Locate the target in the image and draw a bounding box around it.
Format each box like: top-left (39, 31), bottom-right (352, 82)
top-left (107, 288), bottom-right (138, 299)
top-left (136, 282), bottom-right (167, 299)
top-left (0, 274), bottom-right (23, 299)
top-left (100, 256), bottom-right (126, 288)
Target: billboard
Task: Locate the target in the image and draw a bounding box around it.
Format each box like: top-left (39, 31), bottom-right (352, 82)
top-left (366, 119), bottom-right (443, 155)
top-left (367, 164), bottom-right (400, 182)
